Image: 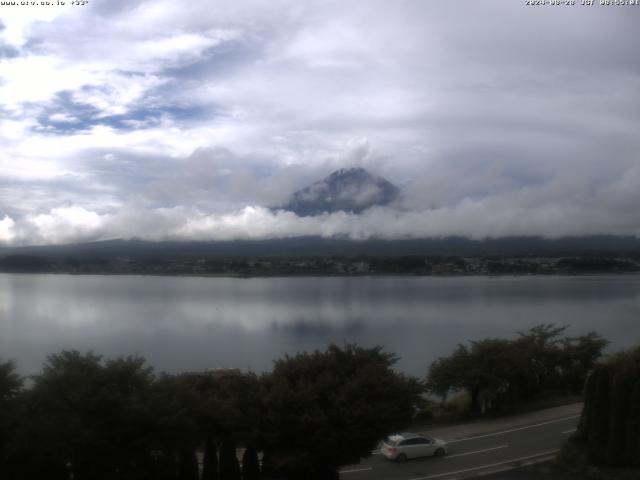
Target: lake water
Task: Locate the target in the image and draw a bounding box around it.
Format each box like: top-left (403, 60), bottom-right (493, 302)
top-left (1, 274), bottom-right (639, 377)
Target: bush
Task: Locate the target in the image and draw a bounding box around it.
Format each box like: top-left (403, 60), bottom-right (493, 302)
top-left (413, 407), bottom-right (435, 424)
top-left (572, 346), bottom-right (640, 470)
top-left (557, 434), bottom-right (590, 474)
top-left (261, 344), bottom-right (423, 478)
top-left (426, 324), bottom-right (608, 414)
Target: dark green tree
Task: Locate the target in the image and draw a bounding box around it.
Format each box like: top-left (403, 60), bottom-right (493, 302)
top-left (260, 448), bottom-right (277, 478)
top-left (589, 367), bottom-right (612, 464)
top-left (561, 331), bottom-right (609, 393)
top-left (625, 379), bottom-right (640, 466)
top-left (219, 436), bottom-right (242, 480)
top-left (188, 371), bottom-right (262, 442)
top-left (202, 435), bottom-right (219, 480)
top-left (178, 447), bottom-right (199, 480)
top-left (516, 326), bottom-right (607, 396)
top-left (0, 360), bottom-right (22, 400)
top-left (571, 346), bottom-right (640, 469)
top-left (261, 344), bottom-right (422, 479)
top-left (241, 445), bottom-right (260, 480)
top-left (578, 370), bottom-right (597, 439)
top-left (156, 451), bottom-right (179, 480)
top-left (427, 339), bottom-right (523, 413)
top-left (605, 368), bottom-right (635, 466)
top-left (151, 374), bottom-right (205, 478)
top-left (426, 344), bottom-right (470, 401)
top-left (427, 325), bottom-right (608, 414)
top-left (27, 350), bottom-right (156, 480)
top-left (514, 324), bottom-right (569, 398)
top-left (0, 360), bottom-right (24, 479)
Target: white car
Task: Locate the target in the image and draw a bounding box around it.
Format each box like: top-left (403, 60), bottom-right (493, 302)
top-left (381, 432), bottom-right (448, 463)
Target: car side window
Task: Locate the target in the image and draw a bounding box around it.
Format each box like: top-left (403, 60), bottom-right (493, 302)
top-left (415, 438), bottom-right (429, 444)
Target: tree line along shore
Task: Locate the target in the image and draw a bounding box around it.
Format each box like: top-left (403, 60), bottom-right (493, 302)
top-left (1, 324), bottom-right (637, 480)
top-left (1, 253), bottom-right (639, 276)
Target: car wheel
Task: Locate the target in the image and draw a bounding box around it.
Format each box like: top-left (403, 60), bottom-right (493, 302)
top-left (434, 448), bottom-right (445, 458)
top-left (396, 453), bottom-right (407, 463)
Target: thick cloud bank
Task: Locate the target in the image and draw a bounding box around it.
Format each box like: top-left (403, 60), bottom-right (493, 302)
top-left (0, 1), bottom-right (639, 245)
top-left (1, 186), bottom-right (640, 245)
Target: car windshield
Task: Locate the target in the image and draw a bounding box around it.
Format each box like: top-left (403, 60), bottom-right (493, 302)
top-left (383, 436), bottom-right (399, 447)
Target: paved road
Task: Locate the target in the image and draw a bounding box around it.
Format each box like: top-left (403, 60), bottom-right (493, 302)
top-left (339, 409), bottom-right (581, 480)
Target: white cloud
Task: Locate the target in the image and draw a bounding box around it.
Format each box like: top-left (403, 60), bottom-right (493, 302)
top-left (14, 206), bottom-right (107, 245)
top-left (49, 112), bottom-right (78, 123)
top-left (0, 55), bottom-right (94, 109)
top-left (0, 3), bottom-right (67, 46)
top-left (2, 176), bottom-right (640, 247)
top-left (0, 215), bottom-right (15, 244)
top-left (0, 1), bottom-right (638, 245)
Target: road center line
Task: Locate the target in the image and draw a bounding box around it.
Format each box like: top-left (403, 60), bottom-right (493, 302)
top-left (409, 449), bottom-right (559, 480)
top-left (562, 428), bottom-right (577, 434)
top-left (446, 444), bottom-right (508, 458)
top-left (446, 415), bottom-right (580, 443)
top-left (339, 467), bottom-right (373, 474)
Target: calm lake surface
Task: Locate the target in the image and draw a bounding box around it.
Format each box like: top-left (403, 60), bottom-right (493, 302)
top-left (1, 274), bottom-right (639, 376)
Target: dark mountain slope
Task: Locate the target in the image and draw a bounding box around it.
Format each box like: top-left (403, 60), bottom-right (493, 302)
top-left (279, 167), bottom-right (400, 216)
top-left (2, 235), bottom-right (640, 260)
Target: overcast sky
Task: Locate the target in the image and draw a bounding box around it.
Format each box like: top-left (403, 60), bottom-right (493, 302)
top-left (0, 0), bottom-right (639, 245)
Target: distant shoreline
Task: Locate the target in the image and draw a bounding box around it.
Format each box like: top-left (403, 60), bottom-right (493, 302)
top-left (2, 248), bottom-right (640, 278)
top-left (1, 267), bottom-right (639, 279)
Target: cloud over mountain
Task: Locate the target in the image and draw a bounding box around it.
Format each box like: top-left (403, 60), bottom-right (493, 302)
top-left (0, 1), bottom-right (638, 245)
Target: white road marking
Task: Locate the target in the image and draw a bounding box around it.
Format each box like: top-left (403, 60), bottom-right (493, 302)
top-left (409, 449), bottom-right (559, 480)
top-left (339, 467), bottom-right (373, 474)
top-left (446, 415), bottom-right (580, 443)
top-left (445, 444), bottom-right (508, 459)
top-left (370, 449), bottom-right (380, 455)
top-left (562, 428), bottom-right (577, 434)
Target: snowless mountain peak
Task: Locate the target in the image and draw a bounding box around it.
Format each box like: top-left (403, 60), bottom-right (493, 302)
top-left (280, 167), bottom-right (400, 217)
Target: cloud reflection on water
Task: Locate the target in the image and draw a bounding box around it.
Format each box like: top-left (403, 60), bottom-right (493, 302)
top-left (0, 274), bottom-right (638, 376)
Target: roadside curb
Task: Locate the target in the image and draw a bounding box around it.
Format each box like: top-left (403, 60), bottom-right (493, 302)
top-left (476, 453), bottom-right (559, 477)
top-left (415, 403), bottom-right (583, 443)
